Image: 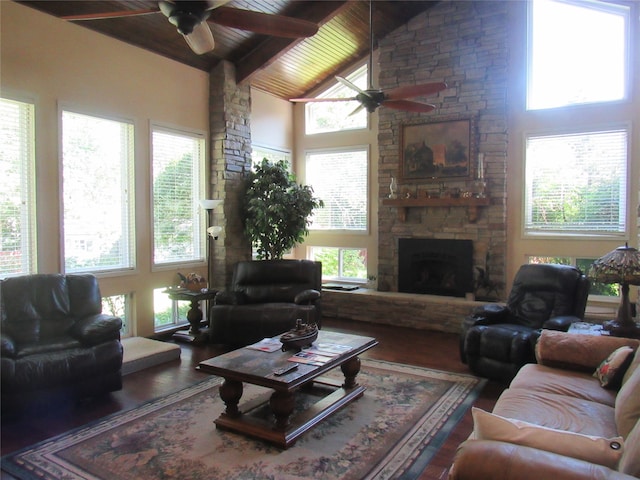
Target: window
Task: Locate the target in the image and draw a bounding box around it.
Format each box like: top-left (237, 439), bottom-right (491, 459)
top-left (524, 129), bottom-right (627, 236)
top-left (305, 64), bottom-right (368, 135)
top-left (528, 256), bottom-right (618, 297)
top-left (152, 126), bottom-right (206, 266)
top-left (102, 294), bottom-right (131, 337)
top-left (528, 0), bottom-right (629, 110)
top-left (306, 148), bottom-right (368, 231)
top-left (251, 145), bottom-right (291, 170)
top-left (62, 110), bottom-right (135, 273)
top-left (154, 287), bottom-right (189, 330)
top-left (0, 97), bottom-right (36, 277)
top-left (310, 247), bottom-right (367, 281)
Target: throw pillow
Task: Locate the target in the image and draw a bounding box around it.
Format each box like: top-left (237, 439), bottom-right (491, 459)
top-left (593, 346), bottom-right (634, 389)
top-left (472, 408), bottom-right (624, 469)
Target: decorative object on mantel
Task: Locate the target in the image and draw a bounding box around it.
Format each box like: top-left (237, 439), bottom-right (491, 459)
top-left (588, 243), bottom-right (640, 339)
top-left (472, 152), bottom-right (487, 198)
top-left (389, 176), bottom-right (398, 199)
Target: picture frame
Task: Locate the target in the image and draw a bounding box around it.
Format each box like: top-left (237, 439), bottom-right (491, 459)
top-left (399, 117), bottom-right (475, 182)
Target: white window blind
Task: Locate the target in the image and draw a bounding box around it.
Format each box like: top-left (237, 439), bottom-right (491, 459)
top-left (62, 110), bottom-right (135, 273)
top-left (152, 127), bottom-right (205, 265)
top-left (525, 129), bottom-right (627, 235)
top-left (306, 148), bottom-right (368, 231)
top-left (0, 98), bottom-right (36, 276)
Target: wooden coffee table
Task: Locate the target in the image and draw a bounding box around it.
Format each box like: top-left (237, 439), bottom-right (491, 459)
top-left (197, 330), bottom-right (378, 448)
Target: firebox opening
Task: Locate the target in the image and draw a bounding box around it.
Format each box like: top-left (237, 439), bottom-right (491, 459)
top-left (398, 238), bottom-right (473, 297)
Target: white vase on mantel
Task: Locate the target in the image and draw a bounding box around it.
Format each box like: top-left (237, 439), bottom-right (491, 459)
top-left (389, 177), bottom-right (398, 199)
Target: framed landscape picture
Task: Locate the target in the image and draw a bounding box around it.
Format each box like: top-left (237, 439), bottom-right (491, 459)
top-left (400, 118), bottom-right (475, 182)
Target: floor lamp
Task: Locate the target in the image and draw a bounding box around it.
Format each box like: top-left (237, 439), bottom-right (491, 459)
top-left (588, 243), bottom-right (640, 339)
top-left (199, 199), bottom-right (223, 288)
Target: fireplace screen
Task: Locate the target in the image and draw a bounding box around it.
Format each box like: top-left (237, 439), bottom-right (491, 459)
top-left (398, 238), bottom-right (473, 297)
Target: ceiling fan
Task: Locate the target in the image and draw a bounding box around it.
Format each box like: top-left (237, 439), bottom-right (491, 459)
top-left (290, 1), bottom-right (446, 114)
top-left (61, 1), bottom-right (319, 55)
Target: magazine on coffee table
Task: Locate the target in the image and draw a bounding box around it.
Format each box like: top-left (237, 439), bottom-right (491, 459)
top-left (288, 350), bottom-right (334, 366)
top-left (246, 337), bottom-right (282, 353)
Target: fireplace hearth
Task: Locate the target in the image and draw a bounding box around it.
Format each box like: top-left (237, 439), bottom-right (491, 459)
top-left (398, 238), bottom-right (473, 298)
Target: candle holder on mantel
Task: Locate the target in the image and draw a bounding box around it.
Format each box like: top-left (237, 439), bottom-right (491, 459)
top-left (472, 153), bottom-right (487, 198)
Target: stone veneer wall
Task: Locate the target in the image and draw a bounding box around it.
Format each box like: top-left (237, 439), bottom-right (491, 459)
top-left (209, 61), bottom-right (253, 289)
top-left (376, 1), bottom-right (509, 299)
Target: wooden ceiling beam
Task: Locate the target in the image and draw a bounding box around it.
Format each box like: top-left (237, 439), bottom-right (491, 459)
top-left (233, 1), bottom-right (349, 86)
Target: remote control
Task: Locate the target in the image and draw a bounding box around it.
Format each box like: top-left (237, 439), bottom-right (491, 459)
top-left (273, 364), bottom-right (298, 376)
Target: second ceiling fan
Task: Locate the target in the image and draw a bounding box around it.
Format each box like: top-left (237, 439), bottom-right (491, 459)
top-left (291, 1), bottom-right (446, 114)
top-left (62, 0), bottom-right (318, 55)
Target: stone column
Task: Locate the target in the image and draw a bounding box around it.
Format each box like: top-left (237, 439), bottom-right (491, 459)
top-left (209, 61), bottom-right (253, 288)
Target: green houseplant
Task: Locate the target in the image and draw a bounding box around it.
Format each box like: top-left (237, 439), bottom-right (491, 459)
top-left (244, 158), bottom-right (323, 260)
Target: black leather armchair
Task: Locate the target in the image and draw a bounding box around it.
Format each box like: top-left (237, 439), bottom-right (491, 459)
top-left (460, 263), bottom-right (590, 383)
top-left (1, 274), bottom-right (124, 410)
top-left (210, 259), bottom-right (322, 347)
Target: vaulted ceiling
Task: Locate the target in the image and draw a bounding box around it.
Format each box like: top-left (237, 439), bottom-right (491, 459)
top-left (16, 1), bottom-right (438, 100)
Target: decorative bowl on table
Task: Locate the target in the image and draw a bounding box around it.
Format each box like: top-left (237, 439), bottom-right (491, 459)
top-left (280, 319), bottom-right (318, 352)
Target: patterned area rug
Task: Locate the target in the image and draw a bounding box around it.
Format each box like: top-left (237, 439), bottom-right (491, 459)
top-left (2, 360), bottom-right (484, 480)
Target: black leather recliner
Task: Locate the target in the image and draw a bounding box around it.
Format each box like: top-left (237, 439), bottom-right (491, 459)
top-left (460, 263), bottom-right (590, 383)
top-left (1, 274), bottom-right (124, 410)
top-left (210, 259), bottom-right (322, 347)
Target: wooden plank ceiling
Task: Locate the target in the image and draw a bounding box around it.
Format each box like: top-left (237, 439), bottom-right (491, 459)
top-left (16, 0), bottom-right (438, 100)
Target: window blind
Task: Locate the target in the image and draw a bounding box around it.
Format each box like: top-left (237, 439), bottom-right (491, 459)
top-left (152, 128), bottom-right (204, 265)
top-left (525, 129), bottom-right (627, 235)
top-left (0, 98), bottom-right (36, 276)
top-left (306, 148), bottom-right (368, 231)
top-left (62, 110), bottom-right (135, 273)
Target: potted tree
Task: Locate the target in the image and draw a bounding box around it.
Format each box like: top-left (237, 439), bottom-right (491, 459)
top-left (243, 158), bottom-right (323, 259)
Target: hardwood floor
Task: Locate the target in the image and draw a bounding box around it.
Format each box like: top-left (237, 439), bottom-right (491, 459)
top-left (0, 318), bottom-right (504, 480)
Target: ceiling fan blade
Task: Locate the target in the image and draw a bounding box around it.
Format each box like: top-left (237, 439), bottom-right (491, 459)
top-left (289, 97), bottom-right (358, 103)
top-left (208, 6), bottom-right (318, 38)
top-left (61, 8), bottom-right (160, 21)
top-left (384, 82), bottom-right (447, 100)
top-left (182, 21), bottom-right (216, 55)
top-left (382, 100), bottom-right (436, 113)
top-left (348, 103), bottom-right (366, 116)
top-left (335, 76), bottom-right (368, 96)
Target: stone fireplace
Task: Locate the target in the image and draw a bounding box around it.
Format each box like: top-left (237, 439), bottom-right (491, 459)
top-left (398, 238), bottom-right (473, 297)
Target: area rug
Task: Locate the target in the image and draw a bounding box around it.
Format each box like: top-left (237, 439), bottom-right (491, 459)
top-left (2, 360), bottom-right (485, 480)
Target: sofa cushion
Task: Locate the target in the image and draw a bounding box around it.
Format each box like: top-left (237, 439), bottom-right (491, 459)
top-left (593, 346), bottom-right (634, 389)
top-left (535, 330), bottom-right (640, 372)
top-left (472, 408), bottom-right (624, 469)
top-left (615, 366), bottom-right (640, 438)
top-left (619, 419), bottom-right (640, 476)
top-left (510, 364), bottom-right (617, 407)
top-left (494, 388), bottom-right (618, 438)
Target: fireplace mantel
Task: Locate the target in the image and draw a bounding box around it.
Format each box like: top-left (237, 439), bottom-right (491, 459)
top-left (382, 197), bottom-right (490, 222)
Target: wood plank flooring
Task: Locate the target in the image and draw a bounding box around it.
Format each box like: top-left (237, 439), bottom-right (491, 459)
top-left (0, 318), bottom-right (504, 480)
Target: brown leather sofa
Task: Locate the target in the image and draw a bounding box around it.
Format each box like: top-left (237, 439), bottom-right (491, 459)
top-left (1, 274), bottom-right (123, 411)
top-left (449, 330), bottom-right (640, 479)
top-left (209, 259), bottom-right (322, 347)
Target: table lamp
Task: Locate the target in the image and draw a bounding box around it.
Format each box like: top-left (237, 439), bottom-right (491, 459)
top-left (588, 243), bottom-right (640, 339)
